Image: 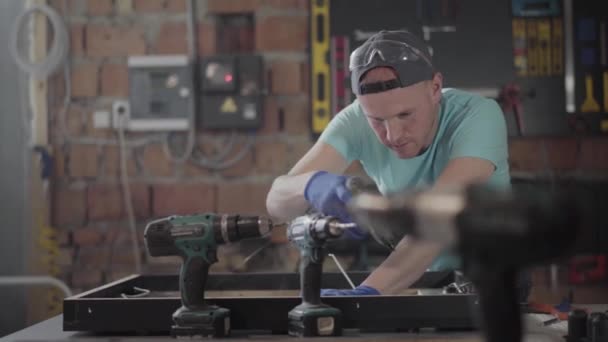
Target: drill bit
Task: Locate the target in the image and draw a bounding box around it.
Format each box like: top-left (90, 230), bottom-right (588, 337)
top-left (328, 253), bottom-right (355, 289)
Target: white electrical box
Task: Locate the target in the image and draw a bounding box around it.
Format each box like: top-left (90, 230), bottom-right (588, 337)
top-left (127, 55), bottom-right (193, 131)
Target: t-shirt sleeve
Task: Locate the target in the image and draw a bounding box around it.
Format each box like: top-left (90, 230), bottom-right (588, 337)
top-left (318, 102), bottom-right (365, 164)
top-left (449, 99), bottom-right (508, 169)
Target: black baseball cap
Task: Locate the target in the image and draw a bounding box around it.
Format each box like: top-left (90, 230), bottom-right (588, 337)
top-left (349, 30), bottom-right (435, 95)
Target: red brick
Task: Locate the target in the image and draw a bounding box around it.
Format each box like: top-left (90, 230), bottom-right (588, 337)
top-left (142, 144), bottom-right (174, 177)
top-left (259, 97), bottom-right (280, 134)
top-left (53, 147), bottom-right (67, 178)
top-left (301, 62), bottom-right (310, 95)
top-left (287, 140), bottom-right (313, 166)
top-left (207, 0), bottom-right (258, 13)
top-left (52, 186), bottom-right (87, 228)
top-left (86, 25), bottom-right (146, 58)
top-left (68, 144), bottom-right (99, 178)
top-left (48, 0), bottom-right (82, 16)
top-left (64, 105), bottom-right (87, 136)
top-left (544, 138), bottom-right (578, 171)
top-left (580, 138), bottom-right (608, 170)
top-left (216, 183), bottom-right (272, 216)
top-left (57, 248), bottom-right (74, 266)
top-left (100, 63), bottom-right (128, 97)
top-left (70, 24), bottom-right (85, 57)
top-left (103, 146), bottom-right (138, 179)
top-left (282, 97), bottom-right (309, 134)
top-left (153, 23), bottom-right (188, 55)
top-left (70, 63), bottom-right (99, 98)
top-left (152, 183), bottom-right (216, 216)
top-left (258, 0), bottom-right (307, 10)
top-left (219, 140), bottom-right (255, 178)
top-left (183, 160), bottom-right (212, 178)
top-left (87, 0), bottom-right (114, 15)
top-left (508, 139), bottom-right (544, 172)
top-left (71, 269), bottom-right (103, 289)
top-left (255, 16), bottom-right (308, 51)
top-left (198, 22), bottom-right (217, 56)
top-left (255, 141), bottom-right (288, 174)
top-left (87, 184), bottom-right (150, 221)
top-left (73, 227), bottom-right (104, 247)
top-left (133, 0), bottom-right (186, 12)
top-left (270, 61), bottom-right (304, 95)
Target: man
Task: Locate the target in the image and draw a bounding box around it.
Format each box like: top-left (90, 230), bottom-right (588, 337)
top-left (266, 30), bottom-right (510, 296)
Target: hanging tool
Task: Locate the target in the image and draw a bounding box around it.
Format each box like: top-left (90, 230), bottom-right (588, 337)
top-left (286, 214), bottom-right (356, 337)
top-left (144, 213), bottom-right (273, 338)
top-left (513, 18), bottom-right (528, 77)
top-left (499, 83), bottom-right (526, 136)
top-left (537, 19), bottom-right (552, 76)
top-left (527, 19), bottom-right (540, 76)
top-left (581, 74), bottom-right (600, 113)
top-left (552, 18), bottom-right (564, 75)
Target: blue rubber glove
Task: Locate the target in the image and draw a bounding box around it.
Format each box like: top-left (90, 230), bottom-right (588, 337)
top-left (304, 171), bottom-right (367, 240)
top-left (321, 285), bottom-right (380, 296)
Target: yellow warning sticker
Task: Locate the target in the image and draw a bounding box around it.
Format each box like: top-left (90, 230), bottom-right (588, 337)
top-left (220, 97), bottom-right (238, 113)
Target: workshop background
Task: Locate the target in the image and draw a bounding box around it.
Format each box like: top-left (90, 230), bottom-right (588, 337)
top-left (1, 0), bottom-right (607, 337)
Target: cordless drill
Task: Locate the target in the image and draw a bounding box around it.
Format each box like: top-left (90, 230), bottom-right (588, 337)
top-left (144, 213), bottom-right (272, 338)
top-left (286, 214), bottom-right (356, 337)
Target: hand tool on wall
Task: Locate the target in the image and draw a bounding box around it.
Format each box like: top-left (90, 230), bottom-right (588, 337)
top-left (348, 185), bottom-right (581, 342)
top-left (286, 214), bottom-right (356, 337)
top-left (144, 213), bottom-right (273, 338)
top-left (581, 74), bottom-right (601, 113)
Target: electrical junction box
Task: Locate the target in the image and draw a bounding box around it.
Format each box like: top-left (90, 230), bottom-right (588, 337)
top-left (199, 55), bottom-right (264, 130)
top-left (127, 55), bottom-right (193, 131)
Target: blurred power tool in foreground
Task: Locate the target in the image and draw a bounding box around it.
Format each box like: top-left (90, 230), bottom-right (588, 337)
top-left (286, 214), bottom-right (357, 337)
top-left (348, 184), bottom-right (581, 342)
top-left (144, 213), bottom-right (272, 338)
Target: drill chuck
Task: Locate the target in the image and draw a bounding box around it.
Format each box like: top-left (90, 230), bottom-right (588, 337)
top-left (287, 215), bottom-right (347, 245)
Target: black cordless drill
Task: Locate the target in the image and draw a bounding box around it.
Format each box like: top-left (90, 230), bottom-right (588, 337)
top-left (144, 213), bottom-right (273, 338)
top-left (286, 214), bottom-right (356, 337)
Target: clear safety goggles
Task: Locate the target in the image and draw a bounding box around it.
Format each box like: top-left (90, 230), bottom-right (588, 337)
top-left (349, 39), bottom-right (433, 71)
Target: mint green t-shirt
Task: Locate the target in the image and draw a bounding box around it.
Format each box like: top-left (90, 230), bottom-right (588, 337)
top-left (319, 88), bottom-right (511, 271)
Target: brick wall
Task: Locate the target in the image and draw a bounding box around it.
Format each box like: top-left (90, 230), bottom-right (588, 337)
top-left (46, 0), bottom-right (608, 294)
top-left (47, 0), bottom-right (316, 292)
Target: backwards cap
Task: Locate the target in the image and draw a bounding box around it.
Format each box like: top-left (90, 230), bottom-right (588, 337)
top-left (349, 30), bottom-right (435, 95)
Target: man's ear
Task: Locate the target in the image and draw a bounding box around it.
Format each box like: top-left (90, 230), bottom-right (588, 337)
top-left (430, 72), bottom-right (443, 104)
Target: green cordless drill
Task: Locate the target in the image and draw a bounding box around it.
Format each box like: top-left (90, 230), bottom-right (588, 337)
top-left (144, 213), bottom-right (273, 338)
top-left (286, 214), bottom-right (356, 337)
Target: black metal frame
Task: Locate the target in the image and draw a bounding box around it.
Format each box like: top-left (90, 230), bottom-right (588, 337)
top-left (63, 272), bottom-right (478, 334)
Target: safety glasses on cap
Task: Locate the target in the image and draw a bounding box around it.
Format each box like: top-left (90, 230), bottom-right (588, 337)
top-left (349, 39), bottom-right (433, 71)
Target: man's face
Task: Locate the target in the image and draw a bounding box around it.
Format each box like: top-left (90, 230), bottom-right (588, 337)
top-left (358, 73), bottom-right (442, 159)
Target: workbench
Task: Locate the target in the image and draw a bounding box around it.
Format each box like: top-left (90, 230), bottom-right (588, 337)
top-left (7, 311), bottom-right (607, 342)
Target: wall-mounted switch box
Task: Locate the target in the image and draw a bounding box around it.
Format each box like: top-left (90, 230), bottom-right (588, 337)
top-left (199, 54), bottom-right (264, 130)
top-left (127, 55), bottom-right (193, 131)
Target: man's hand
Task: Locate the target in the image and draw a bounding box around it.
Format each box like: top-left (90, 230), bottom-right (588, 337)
top-left (321, 285), bottom-right (380, 296)
top-left (304, 171), bottom-right (367, 239)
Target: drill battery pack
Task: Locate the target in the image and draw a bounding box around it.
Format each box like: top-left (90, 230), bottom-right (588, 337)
top-left (171, 305), bottom-right (230, 338)
top-left (288, 303), bottom-right (342, 337)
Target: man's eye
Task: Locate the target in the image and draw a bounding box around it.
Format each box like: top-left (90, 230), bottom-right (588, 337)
top-left (398, 112), bottom-right (411, 118)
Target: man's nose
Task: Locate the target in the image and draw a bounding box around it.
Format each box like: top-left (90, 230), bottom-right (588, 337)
top-left (384, 118), bottom-right (403, 144)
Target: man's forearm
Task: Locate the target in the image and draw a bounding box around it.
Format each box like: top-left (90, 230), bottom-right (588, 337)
top-left (266, 172), bottom-right (316, 223)
top-left (361, 236), bottom-right (442, 294)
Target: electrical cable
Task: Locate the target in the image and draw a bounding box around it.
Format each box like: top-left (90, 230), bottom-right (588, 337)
top-left (190, 133), bottom-right (256, 170)
top-left (161, 0), bottom-right (198, 164)
top-left (118, 117), bottom-right (143, 275)
top-left (10, 3), bottom-right (68, 80)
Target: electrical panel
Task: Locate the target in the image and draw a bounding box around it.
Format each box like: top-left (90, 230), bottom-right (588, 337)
top-left (127, 55), bottom-right (193, 131)
top-left (199, 55), bottom-right (264, 130)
